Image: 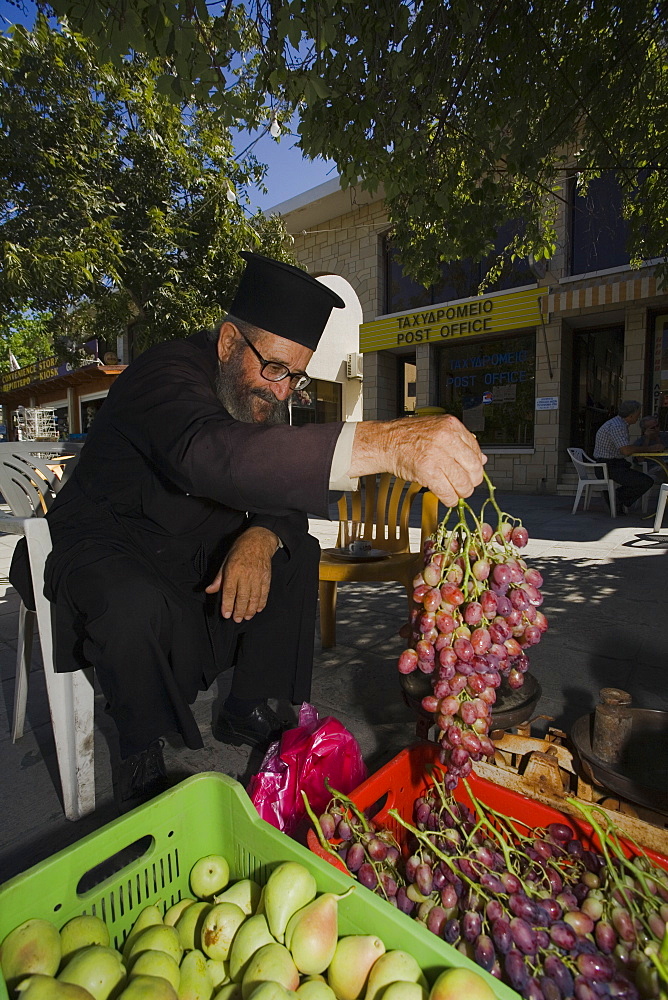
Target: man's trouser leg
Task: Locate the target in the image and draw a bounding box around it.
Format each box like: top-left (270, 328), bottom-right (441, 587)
top-left (65, 551), bottom-right (204, 755)
top-left (224, 533), bottom-right (320, 705)
top-left (604, 458), bottom-right (654, 508)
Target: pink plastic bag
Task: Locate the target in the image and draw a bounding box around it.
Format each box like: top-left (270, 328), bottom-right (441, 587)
top-left (248, 703), bottom-right (367, 835)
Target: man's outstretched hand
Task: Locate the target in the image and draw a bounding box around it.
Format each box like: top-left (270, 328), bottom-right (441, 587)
top-left (205, 525), bottom-right (280, 623)
top-left (349, 414), bottom-right (487, 506)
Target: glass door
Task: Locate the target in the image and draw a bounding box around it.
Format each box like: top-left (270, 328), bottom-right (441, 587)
top-left (570, 327), bottom-right (624, 455)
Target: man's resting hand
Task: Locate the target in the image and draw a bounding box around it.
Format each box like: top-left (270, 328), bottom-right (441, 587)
top-left (349, 414), bottom-right (487, 506)
top-left (205, 526), bottom-right (280, 623)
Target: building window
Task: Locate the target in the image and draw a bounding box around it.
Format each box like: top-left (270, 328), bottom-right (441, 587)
top-left (397, 357), bottom-right (416, 417)
top-left (54, 404), bottom-right (69, 440)
top-left (570, 172), bottom-right (630, 275)
top-left (437, 333), bottom-right (536, 447)
top-left (290, 379), bottom-right (341, 425)
top-left (385, 223), bottom-right (535, 315)
top-left (80, 397), bottom-right (106, 433)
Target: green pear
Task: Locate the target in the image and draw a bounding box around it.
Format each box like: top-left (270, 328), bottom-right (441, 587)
top-left (60, 917), bottom-right (110, 965)
top-left (241, 944), bottom-right (299, 1000)
top-left (127, 926), bottom-right (182, 966)
top-left (129, 950), bottom-right (180, 991)
top-left (327, 936), bottom-right (386, 1000)
top-left (428, 968), bottom-right (496, 1000)
top-left (0, 918), bottom-right (62, 988)
top-left (212, 987), bottom-right (242, 1000)
top-left (212, 883), bottom-right (261, 918)
top-left (284, 894), bottom-right (340, 976)
top-left (177, 950), bottom-right (213, 1000)
top-left (189, 858), bottom-right (230, 901)
top-left (16, 974), bottom-right (96, 1000)
top-left (381, 985), bottom-right (427, 1000)
top-left (363, 952), bottom-right (427, 1000)
top-left (123, 907), bottom-right (163, 961)
top-left (117, 976), bottom-right (178, 1000)
top-left (57, 945), bottom-right (126, 1000)
top-left (263, 865), bottom-right (316, 944)
top-left (201, 905), bottom-right (246, 963)
top-left (244, 986), bottom-right (296, 1000)
top-left (205, 961), bottom-right (229, 990)
top-left (164, 901), bottom-right (196, 928)
top-left (228, 916), bottom-right (274, 983)
top-left (175, 904), bottom-right (211, 952)
top-left (295, 982), bottom-right (336, 999)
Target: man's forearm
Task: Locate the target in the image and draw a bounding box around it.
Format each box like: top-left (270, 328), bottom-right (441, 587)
top-left (347, 420), bottom-right (395, 478)
top-left (620, 442), bottom-right (660, 456)
top-left (345, 414), bottom-right (487, 507)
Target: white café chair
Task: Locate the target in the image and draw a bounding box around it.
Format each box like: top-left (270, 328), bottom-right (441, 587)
top-left (0, 442), bottom-right (94, 820)
top-left (653, 483), bottom-right (668, 532)
top-left (567, 447), bottom-right (617, 518)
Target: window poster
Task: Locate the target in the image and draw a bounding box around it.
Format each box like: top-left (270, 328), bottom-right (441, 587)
top-left (437, 333), bottom-right (536, 447)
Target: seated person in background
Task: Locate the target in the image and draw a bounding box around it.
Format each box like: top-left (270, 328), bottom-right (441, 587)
top-left (593, 400), bottom-right (663, 512)
top-left (633, 415), bottom-right (668, 482)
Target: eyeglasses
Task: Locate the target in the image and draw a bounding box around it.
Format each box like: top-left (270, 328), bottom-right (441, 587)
top-left (238, 330), bottom-right (311, 391)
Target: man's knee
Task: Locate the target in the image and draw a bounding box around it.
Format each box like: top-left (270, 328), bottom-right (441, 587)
top-left (69, 558), bottom-right (167, 624)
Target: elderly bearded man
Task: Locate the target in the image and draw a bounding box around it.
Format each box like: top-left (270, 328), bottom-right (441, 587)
top-left (10, 253), bottom-right (486, 813)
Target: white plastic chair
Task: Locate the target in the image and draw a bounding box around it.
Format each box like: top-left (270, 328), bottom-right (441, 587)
top-left (567, 447), bottom-right (617, 517)
top-left (0, 443), bottom-right (94, 820)
top-left (653, 483), bottom-right (668, 532)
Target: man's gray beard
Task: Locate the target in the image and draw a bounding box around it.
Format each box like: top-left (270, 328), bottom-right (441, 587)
top-left (215, 351), bottom-right (289, 425)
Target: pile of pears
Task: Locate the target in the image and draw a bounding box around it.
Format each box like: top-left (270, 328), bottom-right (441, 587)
top-left (1, 855), bottom-right (496, 1000)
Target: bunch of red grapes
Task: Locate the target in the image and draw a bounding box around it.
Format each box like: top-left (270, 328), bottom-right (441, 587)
top-left (313, 787), bottom-right (668, 1000)
top-left (397, 489), bottom-right (548, 788)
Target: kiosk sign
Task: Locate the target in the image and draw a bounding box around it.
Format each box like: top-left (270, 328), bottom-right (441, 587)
top-left (0, 340), bottom-right (99, 393)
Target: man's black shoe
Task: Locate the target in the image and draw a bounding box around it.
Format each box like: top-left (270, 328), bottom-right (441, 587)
top-left (214, 701), bottom-right (284, 749)
top-left (114, 739), bottom-right (169, 814)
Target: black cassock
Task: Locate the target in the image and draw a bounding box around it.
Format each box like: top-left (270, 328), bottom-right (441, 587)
top-left (11, 330), bottom-right (343, 754)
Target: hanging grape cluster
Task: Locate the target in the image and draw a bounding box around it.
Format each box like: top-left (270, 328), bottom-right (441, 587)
top-left (397, 475), bottom-right (548, 788)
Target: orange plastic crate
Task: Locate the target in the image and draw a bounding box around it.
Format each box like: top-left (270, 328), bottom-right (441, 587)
top-left (308, 741), bottom-right (668, 872)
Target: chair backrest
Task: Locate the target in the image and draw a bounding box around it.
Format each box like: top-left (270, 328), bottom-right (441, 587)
top-left (0, 443), bottom-right (82, 517)
top-left (567, 447), bottom-right (605, 482)
top-left (335, 474), bottom-right (424, 553)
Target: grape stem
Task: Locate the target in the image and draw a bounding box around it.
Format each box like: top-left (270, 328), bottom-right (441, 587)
top-left (300, 791), bottom-right (344, 861)
top-left (324, 780), bottom-right (372, 833)
top-left (460, 778), bottom-right (518, 875)
top-left (388, 807), bottom-right (493, 899)
top-left (565, 797), bottom-right (664, 937)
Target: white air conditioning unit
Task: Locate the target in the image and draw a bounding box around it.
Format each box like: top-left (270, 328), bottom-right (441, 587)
top-left (346, 352), bottom-right (363, 380)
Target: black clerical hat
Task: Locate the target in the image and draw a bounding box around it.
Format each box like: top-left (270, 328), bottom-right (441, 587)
top-left (229, 252), bottom-right (345, 351)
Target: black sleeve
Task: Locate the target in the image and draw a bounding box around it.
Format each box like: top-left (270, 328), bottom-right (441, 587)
top-left (107, 345), bottom-right (343, 520)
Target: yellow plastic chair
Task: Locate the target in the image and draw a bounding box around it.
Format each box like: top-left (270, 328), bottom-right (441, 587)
top-left (318, 474), bottom-right (439, 648)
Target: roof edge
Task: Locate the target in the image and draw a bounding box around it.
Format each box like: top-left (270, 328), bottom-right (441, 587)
top-left (264, 175), bottom-right (384, 232)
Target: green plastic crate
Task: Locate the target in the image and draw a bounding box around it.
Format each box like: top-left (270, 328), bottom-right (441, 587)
top-left (0, 772), bottom-right (517, 1000)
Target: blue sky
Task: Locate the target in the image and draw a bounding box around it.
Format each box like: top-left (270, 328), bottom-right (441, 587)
top-left (235, 121), bottom-right (337, 213)
top-left (0, 1), bottom-right (337, 213)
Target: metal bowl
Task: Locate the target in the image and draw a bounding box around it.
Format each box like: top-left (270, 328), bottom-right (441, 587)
top-left (571, 710), bottom-right (668, 813)
top-left (400, 670), bottom-right (542, 732)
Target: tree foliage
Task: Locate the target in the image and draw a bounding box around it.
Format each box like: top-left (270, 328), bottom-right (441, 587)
top-left (20, 0), bottom-right (666, 289)
top-left (0, 15), bottom-right (295, 355)
top-left (0, 309), bottom-right (53, 370)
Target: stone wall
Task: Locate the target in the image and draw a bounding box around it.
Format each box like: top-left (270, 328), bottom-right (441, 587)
top-left (292, 199), bottom-right (389, 323)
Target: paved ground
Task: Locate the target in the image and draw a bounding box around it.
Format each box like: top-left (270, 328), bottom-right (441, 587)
top-left (1, 484), bottom-right (667, 883)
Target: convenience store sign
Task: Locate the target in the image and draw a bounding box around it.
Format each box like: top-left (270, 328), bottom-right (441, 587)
top-left (359, 287), bottom-right (542, 353)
